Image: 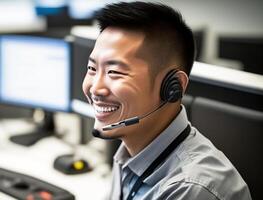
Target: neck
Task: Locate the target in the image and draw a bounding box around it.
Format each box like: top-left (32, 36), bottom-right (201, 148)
top-left (122, 103), bottom-right (181, 156)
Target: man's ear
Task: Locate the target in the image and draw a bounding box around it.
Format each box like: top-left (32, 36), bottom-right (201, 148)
top-left (176, 70), bottom-right (189, 95)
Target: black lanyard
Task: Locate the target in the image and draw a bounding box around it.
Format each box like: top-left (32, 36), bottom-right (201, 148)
top-left (120, 125), bottom-right (191, 200)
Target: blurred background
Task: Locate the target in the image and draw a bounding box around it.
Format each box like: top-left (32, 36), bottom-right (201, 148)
top-left (1, 0), bottom-right (263, 73)
top-left (0, 1), bottom-right (262, 199)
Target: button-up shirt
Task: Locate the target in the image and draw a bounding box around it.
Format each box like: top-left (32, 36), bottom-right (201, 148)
top-left (110, 106), bottom-right (252, 200)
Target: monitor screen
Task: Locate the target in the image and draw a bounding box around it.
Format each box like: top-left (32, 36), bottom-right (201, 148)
top-left (0, 35), bottom-right (71, 112)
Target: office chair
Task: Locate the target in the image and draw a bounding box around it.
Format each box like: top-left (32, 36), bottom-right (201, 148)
top-left (191, 97), bottom-right (263, 200)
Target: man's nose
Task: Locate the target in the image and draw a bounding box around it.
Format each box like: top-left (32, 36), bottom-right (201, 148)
top-left (89, 74), bottom-right (110, 97)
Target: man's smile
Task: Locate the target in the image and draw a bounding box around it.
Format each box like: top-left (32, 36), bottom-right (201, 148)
top-left (93, 104), bottom-right (120, 113)
top-left (93, 102), bottom-right (121, 121)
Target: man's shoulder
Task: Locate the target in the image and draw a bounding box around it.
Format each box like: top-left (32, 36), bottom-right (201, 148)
top-left (159, 129), bottom-right (251, 200)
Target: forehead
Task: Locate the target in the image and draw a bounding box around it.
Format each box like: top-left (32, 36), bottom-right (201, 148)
top-left (91, 27), bottom-right (146, 61)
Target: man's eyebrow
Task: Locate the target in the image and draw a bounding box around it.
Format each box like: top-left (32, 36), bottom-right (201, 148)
top-left (88, 57), bottom-right (96, 64)
top-left (88, 58), bottom-right (130, 69)
top-left (105, 60), bottom-right (130, 69)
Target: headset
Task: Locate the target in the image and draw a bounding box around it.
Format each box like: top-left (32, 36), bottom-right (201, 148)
top-left (92, 69), bottom-right (183, 138)
top-left (160, 69), bottom-right (182, 103)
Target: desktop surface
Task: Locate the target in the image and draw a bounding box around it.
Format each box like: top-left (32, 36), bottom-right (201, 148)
top-left (0, 118), bottom-right (111, 200)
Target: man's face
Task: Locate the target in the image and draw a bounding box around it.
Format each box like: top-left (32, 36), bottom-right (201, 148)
top-left (82, 27), bottom-right (161, 139)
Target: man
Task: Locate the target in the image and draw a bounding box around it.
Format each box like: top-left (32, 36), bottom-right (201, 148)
top-left (82, 1), bottom-right (252, 200)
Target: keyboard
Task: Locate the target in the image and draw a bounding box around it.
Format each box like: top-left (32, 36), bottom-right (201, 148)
top-left (0, 168), bottom-right (75, 200)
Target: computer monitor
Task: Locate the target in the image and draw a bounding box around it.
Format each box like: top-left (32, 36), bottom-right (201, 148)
top-left (33, 0), bottom-right (94, 28)
top-left (0, 35), bottom-right (72, 146)
top-left (218, 36), bottom-right (263, 75)
top-left (34, 0), bottom-right (71, 28)
top-left (70, 29), bottom-right (97, 144)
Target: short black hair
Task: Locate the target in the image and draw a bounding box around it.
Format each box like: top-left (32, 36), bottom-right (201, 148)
top-left (94, 1), bottom-right (196, 76)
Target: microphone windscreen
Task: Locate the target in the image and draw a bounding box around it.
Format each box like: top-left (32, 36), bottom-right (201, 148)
top-left (92, 129), bottom-right (115, 140)
top-left (92, 129), bottom-right (101, 138)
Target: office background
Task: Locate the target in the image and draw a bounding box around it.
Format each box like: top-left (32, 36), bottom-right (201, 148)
top-left (0, 0), bottom-right (262, 199)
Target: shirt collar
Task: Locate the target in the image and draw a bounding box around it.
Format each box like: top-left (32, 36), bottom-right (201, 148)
top-left (114, 105), bottom-right (189, 177)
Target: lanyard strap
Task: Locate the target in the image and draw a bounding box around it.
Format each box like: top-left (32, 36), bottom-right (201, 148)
top-left (122, 125), bottom-right (191, 200)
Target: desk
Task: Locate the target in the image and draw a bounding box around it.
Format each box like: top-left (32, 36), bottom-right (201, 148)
top-left (0, 119), bottom-right (111, 200)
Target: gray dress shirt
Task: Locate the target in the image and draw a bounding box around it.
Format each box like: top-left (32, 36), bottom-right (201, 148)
top-left (110, 106), bottom-right (252, 200)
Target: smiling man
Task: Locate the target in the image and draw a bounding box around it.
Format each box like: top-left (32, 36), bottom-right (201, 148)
top-left (82, 2), bottom-right (251, 200)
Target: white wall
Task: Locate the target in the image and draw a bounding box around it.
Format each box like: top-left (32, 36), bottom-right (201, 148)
top-left (146, 0), bottom-right (263, 35)
top-left (140, 0), bottom-right (263, 66)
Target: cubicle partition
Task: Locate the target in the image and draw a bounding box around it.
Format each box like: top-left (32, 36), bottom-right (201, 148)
top-left (188, 62), bottom-right (263, 111)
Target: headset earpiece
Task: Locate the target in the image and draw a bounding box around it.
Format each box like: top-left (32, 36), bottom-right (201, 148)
top-left (160, 69), bottom-right (183, 102)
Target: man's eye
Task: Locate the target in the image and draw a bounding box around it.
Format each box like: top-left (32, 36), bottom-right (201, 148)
top-left (87, 66), bottom-right (96, 71)
top-left (108, 70), bottom-right (122, 75)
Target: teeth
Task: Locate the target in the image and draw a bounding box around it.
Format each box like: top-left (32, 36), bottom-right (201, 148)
top-left (94, 105), bottom-right (119, 113)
